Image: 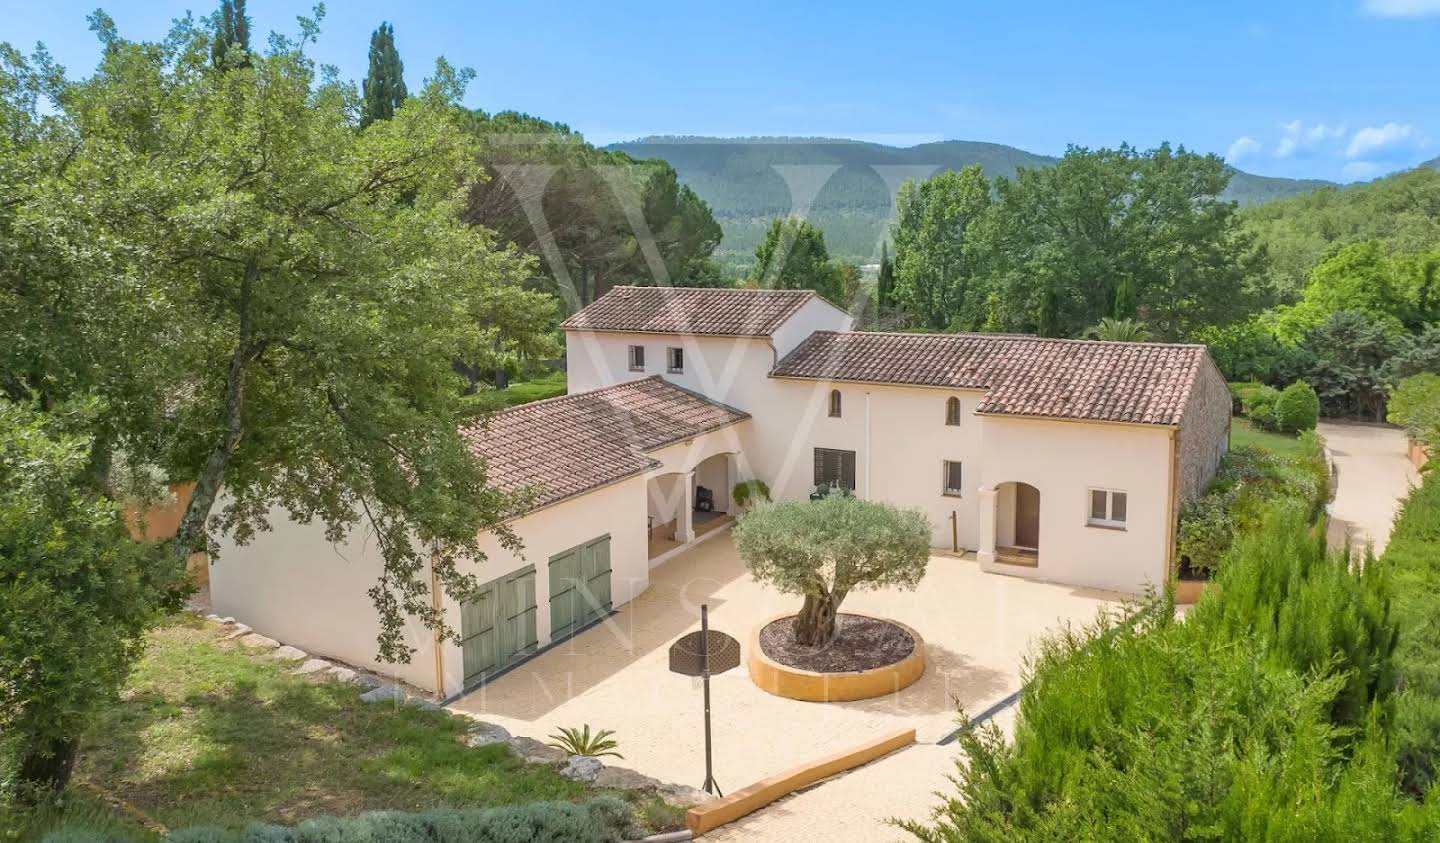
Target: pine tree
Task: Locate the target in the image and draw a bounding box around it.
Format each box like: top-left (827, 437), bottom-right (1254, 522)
top-left (877, 241), bottom-right (895, 312)
top-left (211, 0), bottom-right (250, 70)
top-left (362, 23), bottom-right (408, 128)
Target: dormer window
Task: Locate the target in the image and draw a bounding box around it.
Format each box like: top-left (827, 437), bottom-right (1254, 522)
top-left (628, 345), bottom-right (645, 372)
top-left (945, 397), bottom-right (961, 426)
top-left (828, 389), bottom-right (842, 418)
top-left (667, 347), bottom-right (684, 373)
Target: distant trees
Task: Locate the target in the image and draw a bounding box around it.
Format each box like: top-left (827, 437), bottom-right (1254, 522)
top-left (877, 241), bottom-right (895, 312)
top-left (459, 111), bottom-right (722, 307)
top-left (891, 166), bottom-right (991, 330)
top-left (210, 0), bottom-right (250, 69)
top-left (361, 22), bottom-right (407, 127)
top-left (751, 216), bottom-right (845, 303)
top-left (880, 145), bottom-right (1262, 339)
top-left (972, 145), bottom-right (1263, 338)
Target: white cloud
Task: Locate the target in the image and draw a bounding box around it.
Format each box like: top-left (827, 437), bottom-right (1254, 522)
top-left (1362, 0), bottom-right (1440, 18)
top-left (1226, 136), bottom-right (1263, 163)
top-left (1274, 120), bottom-right (1346, 158)
top-left (1346, 122), bottom-right (1423, 158)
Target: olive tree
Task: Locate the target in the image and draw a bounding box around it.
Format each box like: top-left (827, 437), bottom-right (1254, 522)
top-left (732, 496), bottom-right (930, 647)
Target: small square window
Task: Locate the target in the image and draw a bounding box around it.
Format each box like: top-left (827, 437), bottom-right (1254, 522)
top-left (942, 461), bottom-right (963, 497)
top-left (628, 345), bottom-right (645, 372)
top-left (1087, 488), bottom-right (1127, 529)
top-left (667, 347), bottom-right (684, 373)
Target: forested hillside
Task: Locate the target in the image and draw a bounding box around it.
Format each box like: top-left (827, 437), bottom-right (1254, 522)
top-left (1244, 167), bottom-right (1440, 295)
top-left (612, 136), bottom-right (1334, 261)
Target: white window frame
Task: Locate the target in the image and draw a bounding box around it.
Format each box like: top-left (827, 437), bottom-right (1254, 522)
top-left (942, 460), bottom-right (963, 497)
top-left (667, 347), bottom-right (684, 374)
top-left (1087, 487), bottom-right (1128, 529)
top-left (628, 345), bottom-right (645, 372)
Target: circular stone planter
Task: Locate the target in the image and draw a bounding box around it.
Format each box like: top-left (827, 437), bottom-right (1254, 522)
top-left (748, 612), bottom-right (925, 702)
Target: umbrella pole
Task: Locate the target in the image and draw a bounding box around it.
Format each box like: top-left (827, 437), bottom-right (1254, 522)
top-left (701, 604), bottom-right (722, 796)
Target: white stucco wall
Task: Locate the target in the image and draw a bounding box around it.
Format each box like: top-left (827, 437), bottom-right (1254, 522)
top-left (976, 417), bottom-right (1174, 594)
top-left (210, 506), bottom-right (440, 691)
top-left (769, 296), bottom-right (853, 358)
top-left (211, 474), bottom-right (650, 698)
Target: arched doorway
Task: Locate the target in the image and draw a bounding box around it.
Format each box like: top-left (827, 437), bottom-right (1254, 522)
top-left (1013, 482), bottom-right (1040, 550)
top-left (992, 481), bottom-right (1040, 567)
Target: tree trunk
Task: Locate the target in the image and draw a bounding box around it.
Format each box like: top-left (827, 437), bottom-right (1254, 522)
top-left (15, 734), bottom-right (80, 803)
top-left (170, 260), bottom-right (260, 562)
top-left (793, 592), bottom-right (839, 647)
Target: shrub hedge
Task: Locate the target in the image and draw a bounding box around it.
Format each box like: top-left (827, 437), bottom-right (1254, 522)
top-left (1385, 472), bottom-right (1440, 796)
top-left (1176, 432), bottom-right (1328, 577)
top-left (42, 797), bottom-right (639, 843)
top-left (903, 505), bottom-right (1438, 841)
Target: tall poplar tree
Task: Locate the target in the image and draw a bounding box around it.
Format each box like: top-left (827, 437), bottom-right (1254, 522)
top-left (877, 241), bottom-right (895, 312)
top-left (361, 22), bottom-right (407, 127)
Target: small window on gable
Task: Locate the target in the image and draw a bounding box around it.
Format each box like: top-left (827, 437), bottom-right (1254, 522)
top-left (829, 389), bottom-right (842, 418)
top-left (667, 347), bottom-right (684, 373)
top-left (628, 345), bottom-right (645, 372)
top-left (945, 396), bottom-right (962, 426)
top-left (942, 460), bottom-right (963, 496)
top-left (1087, 488), bottom-right (1128, 529)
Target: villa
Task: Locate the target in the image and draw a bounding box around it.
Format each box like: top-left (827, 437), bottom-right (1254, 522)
top-left (211, 286), bottom-right (1230, 697)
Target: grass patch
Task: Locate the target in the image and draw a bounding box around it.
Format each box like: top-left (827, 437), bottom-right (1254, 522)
top-left (14, 614), bottom-right (675, 841)
top-left (1230, 417), bottom-right (1312, 458)
top-left (492, 371), bottom-right (567, 408)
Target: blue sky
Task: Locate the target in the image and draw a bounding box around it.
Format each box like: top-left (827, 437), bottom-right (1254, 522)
top-left (5, 0), bottom-right (1438, 182)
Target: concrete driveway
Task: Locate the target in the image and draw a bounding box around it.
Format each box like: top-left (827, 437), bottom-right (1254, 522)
top-left (451, 531), bottom-right (1119, 791)
top-left (1319, 421), bottom-right (1419, 555)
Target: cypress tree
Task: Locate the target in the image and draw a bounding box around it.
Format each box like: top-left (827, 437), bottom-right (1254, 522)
top-left (877, 241), bottom-right (895, 312)
top-left (211, 0), bottom-right (251, 70)
top-left (362, 23), bottom-right (408, 128)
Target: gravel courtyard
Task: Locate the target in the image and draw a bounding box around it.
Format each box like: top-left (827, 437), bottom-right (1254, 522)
top-left (450, 531), bottom-right (1120, 791)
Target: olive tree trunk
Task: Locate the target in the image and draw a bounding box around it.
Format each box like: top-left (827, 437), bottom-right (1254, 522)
top-left (793, 591), bottom-right (840, 647)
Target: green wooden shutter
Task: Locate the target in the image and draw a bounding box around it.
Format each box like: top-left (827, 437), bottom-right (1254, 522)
top-left (460, 585), bottom-right (499, 682)
top-left (548, 547), bottom-right (580, 639)
top-left (500, 568), bottom-right (538, 660)
top-left (582, 536), bottom-right (612, 618)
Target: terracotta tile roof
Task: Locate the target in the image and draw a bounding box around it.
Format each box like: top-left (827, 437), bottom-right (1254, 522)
top-left (561, 286), bottom-right (821, 336)
top-left (771, 331), bottom-right (1208, 426)
top-left (461, 376), bottom-right (749, 511)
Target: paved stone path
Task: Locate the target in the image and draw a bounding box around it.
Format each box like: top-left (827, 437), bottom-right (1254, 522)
top-left (1318, 421), bottom-right (1419, 556)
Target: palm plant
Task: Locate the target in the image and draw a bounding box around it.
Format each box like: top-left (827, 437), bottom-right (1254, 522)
top-left (547, 725), bottom-right (623, 758)
top-left (1085, 317), bottom-right (1152, 342)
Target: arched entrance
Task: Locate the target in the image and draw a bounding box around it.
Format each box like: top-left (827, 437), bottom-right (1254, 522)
top-left (989, 481), bottom-right (1040, 567)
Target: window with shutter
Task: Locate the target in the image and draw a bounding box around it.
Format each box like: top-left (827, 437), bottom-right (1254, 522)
top-left (813, 448), bottom-right (857, 490)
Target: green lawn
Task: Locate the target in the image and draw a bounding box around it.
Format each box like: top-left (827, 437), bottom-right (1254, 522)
top-left (18, 614), bottom-right (677, 841)
top-left (492, 371), bottom-right (567, 408)
top-left (1230, 417), bottom-right (1312, 458)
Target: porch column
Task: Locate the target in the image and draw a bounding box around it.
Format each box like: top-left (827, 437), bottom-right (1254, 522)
top-left (977, 486), bottom-right (998, 564)
top-left (675, 470), bottom-right (696, 543)
top-left (724, 453), bottom-right (738, 513)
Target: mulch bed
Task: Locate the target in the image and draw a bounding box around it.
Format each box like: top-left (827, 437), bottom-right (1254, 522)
top-left (758, 613), bottom-right (914, 673)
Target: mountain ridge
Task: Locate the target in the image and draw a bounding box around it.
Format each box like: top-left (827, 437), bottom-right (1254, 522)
top-left (608, 135), bottom-right (1338, 260)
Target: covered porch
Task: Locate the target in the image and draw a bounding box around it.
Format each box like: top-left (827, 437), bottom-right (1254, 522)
top-left (645, 448), bottom-right (742, 564)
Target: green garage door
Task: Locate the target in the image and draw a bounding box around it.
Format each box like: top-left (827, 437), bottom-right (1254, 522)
top-left (548, 535), bottom-right (613, 640)
top-left (460, 566), bottom-right (538, 686)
